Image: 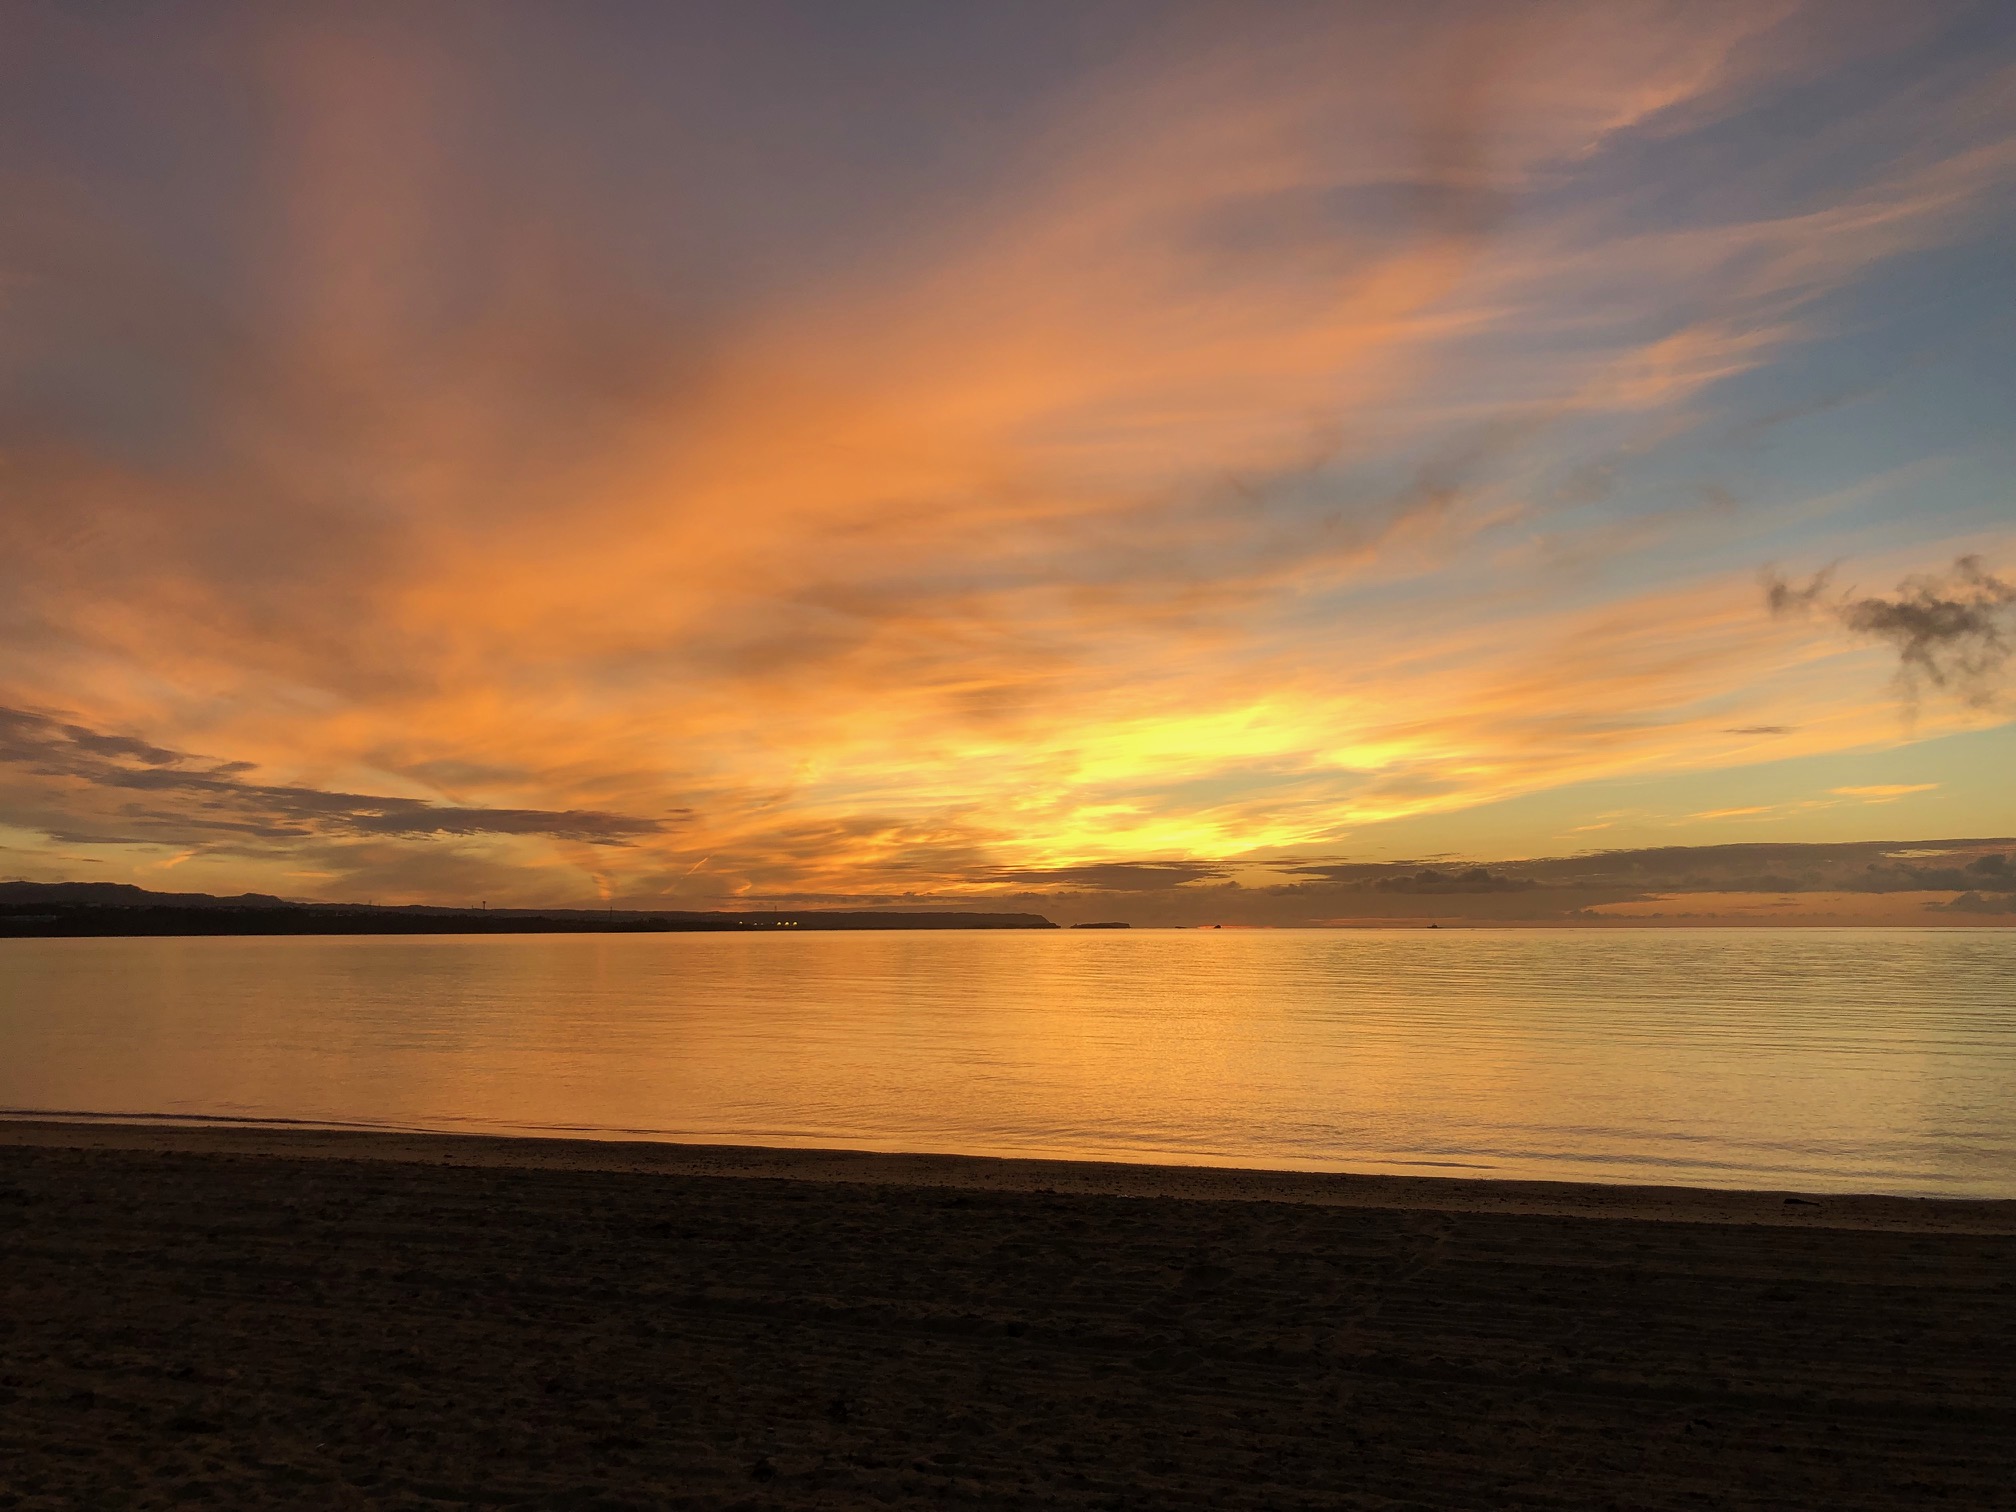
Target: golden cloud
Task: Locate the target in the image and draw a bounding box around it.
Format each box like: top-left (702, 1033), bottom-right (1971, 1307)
top-left (1, 3), bottom-right (2012, 904)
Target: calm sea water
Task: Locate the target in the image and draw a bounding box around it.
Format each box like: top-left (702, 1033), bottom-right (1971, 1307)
top-left (3, 929), bottom-right (2013, 1197)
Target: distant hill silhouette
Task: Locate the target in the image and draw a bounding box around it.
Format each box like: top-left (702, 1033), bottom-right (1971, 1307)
top-left (0, 880), bottom-right (293, 909)
top-left (0, 881), bottom-right (1057, 937)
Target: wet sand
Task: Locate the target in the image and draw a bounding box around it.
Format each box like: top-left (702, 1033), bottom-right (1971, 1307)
top-left (2, 1121), bottom-right (2012, 1509)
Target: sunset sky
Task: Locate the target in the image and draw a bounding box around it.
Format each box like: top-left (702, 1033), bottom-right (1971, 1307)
top-left (3, 1), bottom-right (2013, 915)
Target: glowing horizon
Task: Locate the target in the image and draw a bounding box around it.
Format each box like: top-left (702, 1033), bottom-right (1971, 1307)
top-left (3, 2), bottom-right (2013, 915)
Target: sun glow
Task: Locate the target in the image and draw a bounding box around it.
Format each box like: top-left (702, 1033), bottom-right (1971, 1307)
top-left (1, 3), bottom-right (2013, 911)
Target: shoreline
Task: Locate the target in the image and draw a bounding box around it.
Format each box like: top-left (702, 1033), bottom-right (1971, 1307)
top-left (7, 1115), bottom-right (2011, 1233)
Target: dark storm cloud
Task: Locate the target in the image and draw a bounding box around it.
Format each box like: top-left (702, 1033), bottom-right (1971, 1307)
top-left (1839, 557), bottom-right (2014, 704)
top-left (1512, 840), bottom-right (2016, 895)
top-left (55, 725), bottom-right (184, 765)
top-left (1767, 556), bottom-right (2016, 705)
top-left (1275, 840), bottom-right (2016, 898)
top-left (1275, 861), bottom-right (1531, 893)
top-left (1764, 566), bottom-right (1835, 617)
top-left (0, 706), bottom-right (674, 845)
top-left (1938, 889), bottom-right (2016, 915)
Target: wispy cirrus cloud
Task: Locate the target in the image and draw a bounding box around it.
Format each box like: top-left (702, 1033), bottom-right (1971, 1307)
top-left (1, 2), bottom-right (2013, 905)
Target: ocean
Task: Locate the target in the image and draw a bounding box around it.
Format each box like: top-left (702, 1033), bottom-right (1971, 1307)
top-left (4, 927), bottom-right (2012, 1196)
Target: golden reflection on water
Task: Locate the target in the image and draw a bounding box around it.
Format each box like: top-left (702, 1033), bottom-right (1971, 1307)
top-left (3, 929), bottom-right (2013, 1196)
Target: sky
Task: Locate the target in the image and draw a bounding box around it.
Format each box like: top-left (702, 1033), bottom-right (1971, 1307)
top-left (3, 0), bottom-right (2014, 920)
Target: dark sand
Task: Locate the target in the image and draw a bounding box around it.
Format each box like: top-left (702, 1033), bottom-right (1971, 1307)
top-left (2, 1121), bottom-right (2012, 1509)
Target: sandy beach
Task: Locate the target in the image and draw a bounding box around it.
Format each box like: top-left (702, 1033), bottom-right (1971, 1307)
top-left (3, 1120), bottom-right (2012, 1509)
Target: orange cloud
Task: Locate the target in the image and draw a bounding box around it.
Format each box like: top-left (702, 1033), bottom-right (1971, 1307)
top-left (2, 3), bottom-right (2012, 905)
